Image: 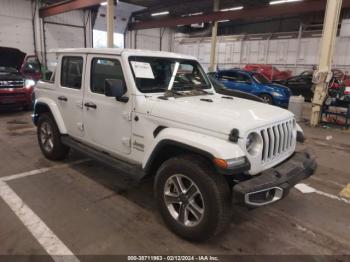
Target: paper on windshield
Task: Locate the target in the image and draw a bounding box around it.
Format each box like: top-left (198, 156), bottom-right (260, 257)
top-left (131, 61), bottom-right (155, 79)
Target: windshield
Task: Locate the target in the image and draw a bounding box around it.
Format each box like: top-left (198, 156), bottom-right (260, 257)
top-left (129, 56), bottom-right (211, 93)
top-left (252, 73), bottom-right (271, 84)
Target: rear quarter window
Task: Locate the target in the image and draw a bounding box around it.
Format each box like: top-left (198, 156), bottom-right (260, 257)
top-left (60, 56), bottom-right (83, 89)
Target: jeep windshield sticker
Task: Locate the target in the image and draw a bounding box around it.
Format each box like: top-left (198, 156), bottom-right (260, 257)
top-left (131, 61), bottom-right (155, 79)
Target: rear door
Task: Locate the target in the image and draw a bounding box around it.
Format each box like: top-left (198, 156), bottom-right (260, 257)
top-left (57, 55), bottom-right (85, 139)
top-left (82, 54), bottom-right (132, 155)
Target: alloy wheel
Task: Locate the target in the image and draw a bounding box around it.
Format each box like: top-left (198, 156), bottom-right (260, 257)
top-left (164, 174), bottom-right (205, 227)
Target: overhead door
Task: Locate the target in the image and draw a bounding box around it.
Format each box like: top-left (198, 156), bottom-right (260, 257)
top-left (0, 0), bottom-right (34, 55)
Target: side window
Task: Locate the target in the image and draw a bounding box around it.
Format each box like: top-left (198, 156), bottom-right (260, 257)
top-left (60, 56), bottom-right (83, 89)
top-left (220, 72), bottom-right (238, 82)
top-left (237, 73), bottom-right (252, 84)
top-left (91, 58), bottom-right (125, 94)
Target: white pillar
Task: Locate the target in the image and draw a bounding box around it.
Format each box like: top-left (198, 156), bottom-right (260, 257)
top-left (107, 0), bottom-right (115, 48)
top-left (310, 0), bottom-right (343, 126)
top-left (209, 0), bottom-right (220, 72)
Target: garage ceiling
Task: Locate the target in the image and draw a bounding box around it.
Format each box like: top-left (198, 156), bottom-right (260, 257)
top-left (124, 0), bottom-right (271, 21)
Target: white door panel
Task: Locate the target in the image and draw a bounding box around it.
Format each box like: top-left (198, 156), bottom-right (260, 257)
top-left (83, 55), bottom-right (132, 155)
top-left (57, 55), bottom-right (86, 139)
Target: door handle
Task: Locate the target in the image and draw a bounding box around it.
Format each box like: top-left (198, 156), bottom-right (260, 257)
top-left (84, 102), bottom-right (97, 109)
top-left (58, 96), bottom-right (68, 102)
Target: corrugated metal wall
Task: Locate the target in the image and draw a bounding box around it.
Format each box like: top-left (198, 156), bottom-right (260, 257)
top-left (126, 28), bottom-right (174, 51)
top-left (174, 35), bottom-right (350, 74)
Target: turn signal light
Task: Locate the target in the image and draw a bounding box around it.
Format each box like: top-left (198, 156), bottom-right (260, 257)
top-left (213, 158), bottom-right (228, 169)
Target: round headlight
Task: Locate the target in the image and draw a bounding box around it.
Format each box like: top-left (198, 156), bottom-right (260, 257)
top-left (246, 132), bottom-right (262, 155)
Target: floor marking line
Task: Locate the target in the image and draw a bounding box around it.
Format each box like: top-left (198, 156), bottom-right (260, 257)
top-left (0, 180), bottom-right (80, 262)
top-left (295, 183), bottom-right (350, 205)
top-left (1, 159), bottom-right (90, 182)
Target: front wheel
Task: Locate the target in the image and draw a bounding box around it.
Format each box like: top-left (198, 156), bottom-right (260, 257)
top-left (259, 94), bottom-right (273, 104)
top-left (37, 113), bottom-right (69, 160)
top-left (154, 155), bottom-right (232, 241)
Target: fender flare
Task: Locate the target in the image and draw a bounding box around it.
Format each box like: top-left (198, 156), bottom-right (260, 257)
top-left (33, 97), bottom-right (68, 134)
top-left (143, 127), bottom-right (246, 171)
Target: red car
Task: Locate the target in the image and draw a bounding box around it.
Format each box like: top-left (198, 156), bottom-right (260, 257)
top-left (243, 64), bottom-right (292, 81)
top-left (0, 47), bottom-right (37, 110)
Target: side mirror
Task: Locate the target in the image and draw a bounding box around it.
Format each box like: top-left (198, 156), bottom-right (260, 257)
top-left (105, 79), bottom-right (128, 103)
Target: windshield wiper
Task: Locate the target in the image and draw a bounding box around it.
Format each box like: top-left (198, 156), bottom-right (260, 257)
top-left (165, 89), bottom-right (184, 97)
top-left (158, 89), bottom-right (184, 100)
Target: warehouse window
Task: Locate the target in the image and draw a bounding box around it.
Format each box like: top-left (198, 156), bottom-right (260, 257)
top-left (60, 56), bottom-right (83, 89)
top-left (91, 58), bottom-right (126, 94)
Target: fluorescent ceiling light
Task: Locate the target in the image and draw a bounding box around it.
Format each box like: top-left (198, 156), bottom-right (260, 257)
top-left (270, 0), bottom-right (302, 5)
top-left (151, 11), bottom-right (169, 16)
top-left (218, 20), bottom-right (230, 23)
top-left (221, 6), bottom-right (243, 11)
top-left (181, 12), bottom-right (203, 17)
top-left (100, 0), bottom-right (118, 5)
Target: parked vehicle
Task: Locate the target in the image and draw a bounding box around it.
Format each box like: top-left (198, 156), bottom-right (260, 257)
top-left (33, 48), bottom-right (316, 241)
top-left (244, 64), bottom-right (292, 81)
top-left (275, 71), bottom-right (314, 101)
top-left (207, 72), bottom-right (264, 103)
top-left (21, 55), bottom-right (42, 81)
top-left (213, 69), bottom-right (291, 108)
top-left (0, 47), bottom-right (36, 110)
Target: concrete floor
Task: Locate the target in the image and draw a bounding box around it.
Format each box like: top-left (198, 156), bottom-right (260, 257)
top-left (0, 106), bottom-right (350, 258)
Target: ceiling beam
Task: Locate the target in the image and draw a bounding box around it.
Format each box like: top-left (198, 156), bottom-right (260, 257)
top-left (39, 0), bottom-right (105, 18)
top-left (129, 0), bottom-right (350, 30)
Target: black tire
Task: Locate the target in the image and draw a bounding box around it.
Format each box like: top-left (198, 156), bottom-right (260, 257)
top-left (37, 113), bottom-right (69, 160)
top-left (154, 154), bottom-right (232, 241)
top-left (259, 94), bottom-right (273, 104)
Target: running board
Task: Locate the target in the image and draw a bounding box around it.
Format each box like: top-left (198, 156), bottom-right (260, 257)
top-left (61, 136), bottom-right (145, 181)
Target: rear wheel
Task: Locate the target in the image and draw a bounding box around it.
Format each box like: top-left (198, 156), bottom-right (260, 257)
top-left (37, 113), bottom-right (69, 160)
top-left (259, 94), bottom-right (273, 104)
top-left (154, 155), bottom-right (232, 241)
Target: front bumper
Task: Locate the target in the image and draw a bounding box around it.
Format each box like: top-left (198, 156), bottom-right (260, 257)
top-left (0, 88), bottom-right (33, 107)
top-left (232, 150), bottom-right (316, 207)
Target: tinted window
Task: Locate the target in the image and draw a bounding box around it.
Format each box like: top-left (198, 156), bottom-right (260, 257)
top-left (252, 73), bottom-right (270, 84)
top-left (236, 73), bottom-right (252, 84)
top-left (60, 56), bottom-right (83, 89)
top-left (219, 71), bottom-right (238, 81)
top-left (91, 58), bottom-right (125, 94)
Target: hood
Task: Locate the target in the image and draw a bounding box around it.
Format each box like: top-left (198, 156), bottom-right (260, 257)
top-left (149, 94), bottom-right (294, 136)
top-left (0, 47), bottom-right (26, 70)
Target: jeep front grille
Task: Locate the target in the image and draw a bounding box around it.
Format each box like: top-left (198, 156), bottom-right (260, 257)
top-left (0, 80), bottom-right (24, 88)
top-left (260, 119), bottom-right (296, 163)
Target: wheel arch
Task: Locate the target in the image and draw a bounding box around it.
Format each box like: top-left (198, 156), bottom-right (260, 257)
top-left (144, 140), bottom-right (214, 178)
top-left (143, 128), bottom-right (246, 178)
top-left (33, 98), bottom-right (67, 134)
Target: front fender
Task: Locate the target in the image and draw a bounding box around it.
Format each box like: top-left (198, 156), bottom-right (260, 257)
top-left (142, 127), bottom-right (246, 169)
top-left (34, 97), bottom-right (67, 134)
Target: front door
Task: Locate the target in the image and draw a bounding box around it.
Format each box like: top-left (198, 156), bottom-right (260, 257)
top-left (234, 72), bottom-right (253, 93)
top-left (82, 55), bottom-right (132, 155)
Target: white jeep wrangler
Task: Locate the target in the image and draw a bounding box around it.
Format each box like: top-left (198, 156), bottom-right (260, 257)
top-left (33, 48), bottom-right (316, 241)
